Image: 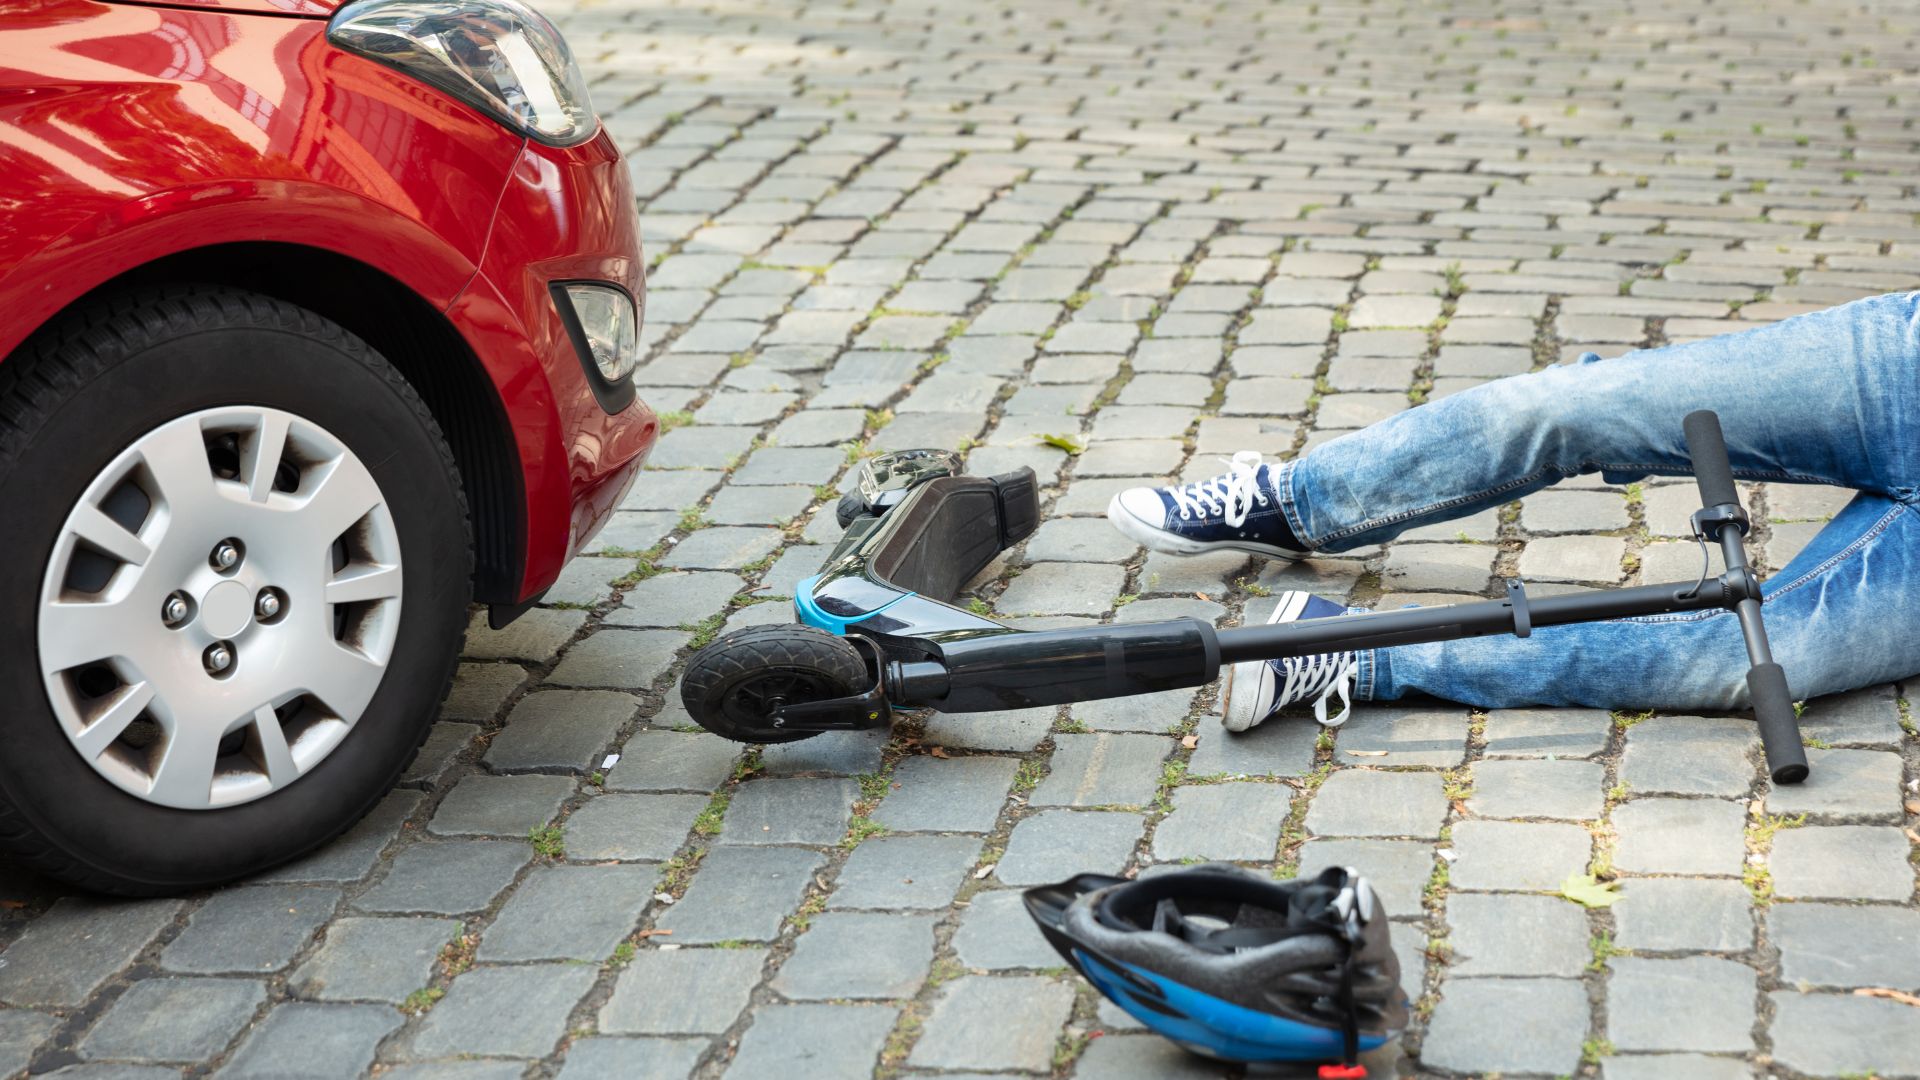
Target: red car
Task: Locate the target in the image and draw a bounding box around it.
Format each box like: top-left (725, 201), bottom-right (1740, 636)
top-left (0, 0), bottom-right (655, 893)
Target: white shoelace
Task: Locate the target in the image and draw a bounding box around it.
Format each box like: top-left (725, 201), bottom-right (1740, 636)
top-left (1281, 650), bottom-right (1360, 727)
top-left (1164, 451), bottom-right (1270, 528)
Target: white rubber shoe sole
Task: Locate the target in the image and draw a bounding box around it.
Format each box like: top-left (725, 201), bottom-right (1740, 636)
top-left (1105, 492), bottom-right (1306, 562)
top-left (1220, 591), bottom-right (1312, 732)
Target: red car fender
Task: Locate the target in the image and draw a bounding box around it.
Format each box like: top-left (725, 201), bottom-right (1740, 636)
top-left (460, 133), bottom-right (656, 597)
top-left (0, 1), bottom-right (519, 356)
top-left (0, 178), bottom-right (486, 359)
top-left (0, 0), bottom-right (655, 605)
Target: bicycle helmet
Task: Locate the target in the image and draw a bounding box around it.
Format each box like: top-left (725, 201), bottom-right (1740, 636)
top-left (1022, 864), bottom-right (1406, 1076)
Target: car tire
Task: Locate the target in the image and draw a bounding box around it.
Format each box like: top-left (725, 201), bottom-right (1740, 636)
top-left (0, 285), bottom-right (471, 894)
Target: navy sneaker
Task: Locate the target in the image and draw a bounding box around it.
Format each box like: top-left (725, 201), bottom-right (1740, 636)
top-left (1106, 452), bottom-right (1306, 560)
top-left (1222, 591), bottom-right (1360, 731)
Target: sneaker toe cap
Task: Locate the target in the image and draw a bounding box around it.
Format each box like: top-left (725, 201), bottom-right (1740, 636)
top-left (1113, 487), bottom-right (1168, 528)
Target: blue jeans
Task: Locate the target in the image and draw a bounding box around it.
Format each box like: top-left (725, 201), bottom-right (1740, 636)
top-left (1274, 291), bottom-right (1920, 710)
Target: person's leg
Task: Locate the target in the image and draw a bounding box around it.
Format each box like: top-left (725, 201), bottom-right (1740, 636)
top-left (1285, 291), bottom-right (1920, 552)
top-left (1360, 494), bottom-right (1920, 709)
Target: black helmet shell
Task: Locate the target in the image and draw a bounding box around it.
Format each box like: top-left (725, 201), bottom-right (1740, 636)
top-left (1023, 865), bottom-right (1407, 1065)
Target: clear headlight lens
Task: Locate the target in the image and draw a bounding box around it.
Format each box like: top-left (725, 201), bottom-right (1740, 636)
top-left (561, 284), bottom-right (639, 383)
top-left (328, 0), bottom-right (597, 146)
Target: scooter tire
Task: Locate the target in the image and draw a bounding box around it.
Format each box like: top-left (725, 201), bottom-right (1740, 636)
top-left (679, 624), bottom-right (867, 744)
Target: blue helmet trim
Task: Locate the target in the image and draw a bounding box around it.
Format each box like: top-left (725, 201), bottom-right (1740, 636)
top-left (792, 574), bottom-right (916, 635)
top-left (1073, 948), bottom-right (1392, 1063)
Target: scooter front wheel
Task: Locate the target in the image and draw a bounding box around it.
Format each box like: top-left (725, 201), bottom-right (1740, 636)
top-left (679, 624), bottom-right (868, 743)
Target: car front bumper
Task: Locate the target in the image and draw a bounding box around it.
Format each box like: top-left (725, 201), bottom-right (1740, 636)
top-left (448, 127), bottom-right (656, 603)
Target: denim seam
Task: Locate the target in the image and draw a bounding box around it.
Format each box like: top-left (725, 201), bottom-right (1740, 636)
top-left (1274, 458), bottom-right (1312, 546)
top-left (1621, 501), bottom-right (1906, 625)
top-left (1345, 605), bottom-right (1379, 699)
top-left (1312, 466), bottom-right (1556, 545)
top-left (1586, 463), bottom-right (1843, 487)
top-left (1311, 462), bottom-right (1849, 546)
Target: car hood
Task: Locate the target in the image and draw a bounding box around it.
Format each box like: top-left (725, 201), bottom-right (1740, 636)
top-left (105, 0), bottom-right (341, 16)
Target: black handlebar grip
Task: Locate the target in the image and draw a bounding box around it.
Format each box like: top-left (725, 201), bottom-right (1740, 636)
top-left (1683, 410), bottom-right (1740, 510)
top-left (1748, 662), bottom-right (1809, 785)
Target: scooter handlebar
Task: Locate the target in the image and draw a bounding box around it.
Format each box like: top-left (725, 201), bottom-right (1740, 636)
top-left (1683, 410), bottom-right (1810, 784)
top-left (1749, 662), bottom-right (1810, 784)
top-left (1683, 410), bottom-right (1740, 510)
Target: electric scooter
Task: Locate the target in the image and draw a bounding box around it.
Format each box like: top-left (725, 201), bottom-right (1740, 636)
top-left (679, 411), bottom-right (1810, 785)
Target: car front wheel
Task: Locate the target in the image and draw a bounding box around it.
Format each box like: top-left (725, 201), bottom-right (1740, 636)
top-left (0, 286), bottom-right (471, 894)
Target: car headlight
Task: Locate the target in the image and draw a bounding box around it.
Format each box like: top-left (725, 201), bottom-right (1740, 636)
top-left (557, 282), bottom-right (639, 385)
top-left (328, 0), bottom-right (597, 147)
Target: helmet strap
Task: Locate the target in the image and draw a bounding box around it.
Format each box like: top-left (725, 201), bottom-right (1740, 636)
top-left (1336, 937), bottom-right (1361, 1069)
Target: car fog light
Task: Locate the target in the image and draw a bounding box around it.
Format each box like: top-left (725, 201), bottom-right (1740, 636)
top-left (559, 283), bottom-right (639, 384)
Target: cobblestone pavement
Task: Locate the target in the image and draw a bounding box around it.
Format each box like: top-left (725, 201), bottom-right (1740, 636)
top-left (8, 0), bottom-right (1920, 1077)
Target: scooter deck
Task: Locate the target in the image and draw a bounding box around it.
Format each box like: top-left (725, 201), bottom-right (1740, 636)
top-left (863, 469), bottom-right (1037, 603)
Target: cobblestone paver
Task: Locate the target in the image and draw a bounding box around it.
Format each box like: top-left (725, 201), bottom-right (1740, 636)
top-left (7, 0), bottom-right (1920, 1077)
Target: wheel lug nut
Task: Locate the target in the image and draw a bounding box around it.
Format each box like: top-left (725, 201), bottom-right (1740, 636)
top-left (163, 593), bottom-right (191, 627)
top-left (204, 642), bottom-right (234, 676)
top-left (211, 539), bottom-right (243, 570)
top-left (256, 591), bottom-right (282, 619)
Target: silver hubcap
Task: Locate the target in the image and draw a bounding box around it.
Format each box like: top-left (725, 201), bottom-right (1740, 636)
top-left (36, 407), bottom-right (403, 810)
